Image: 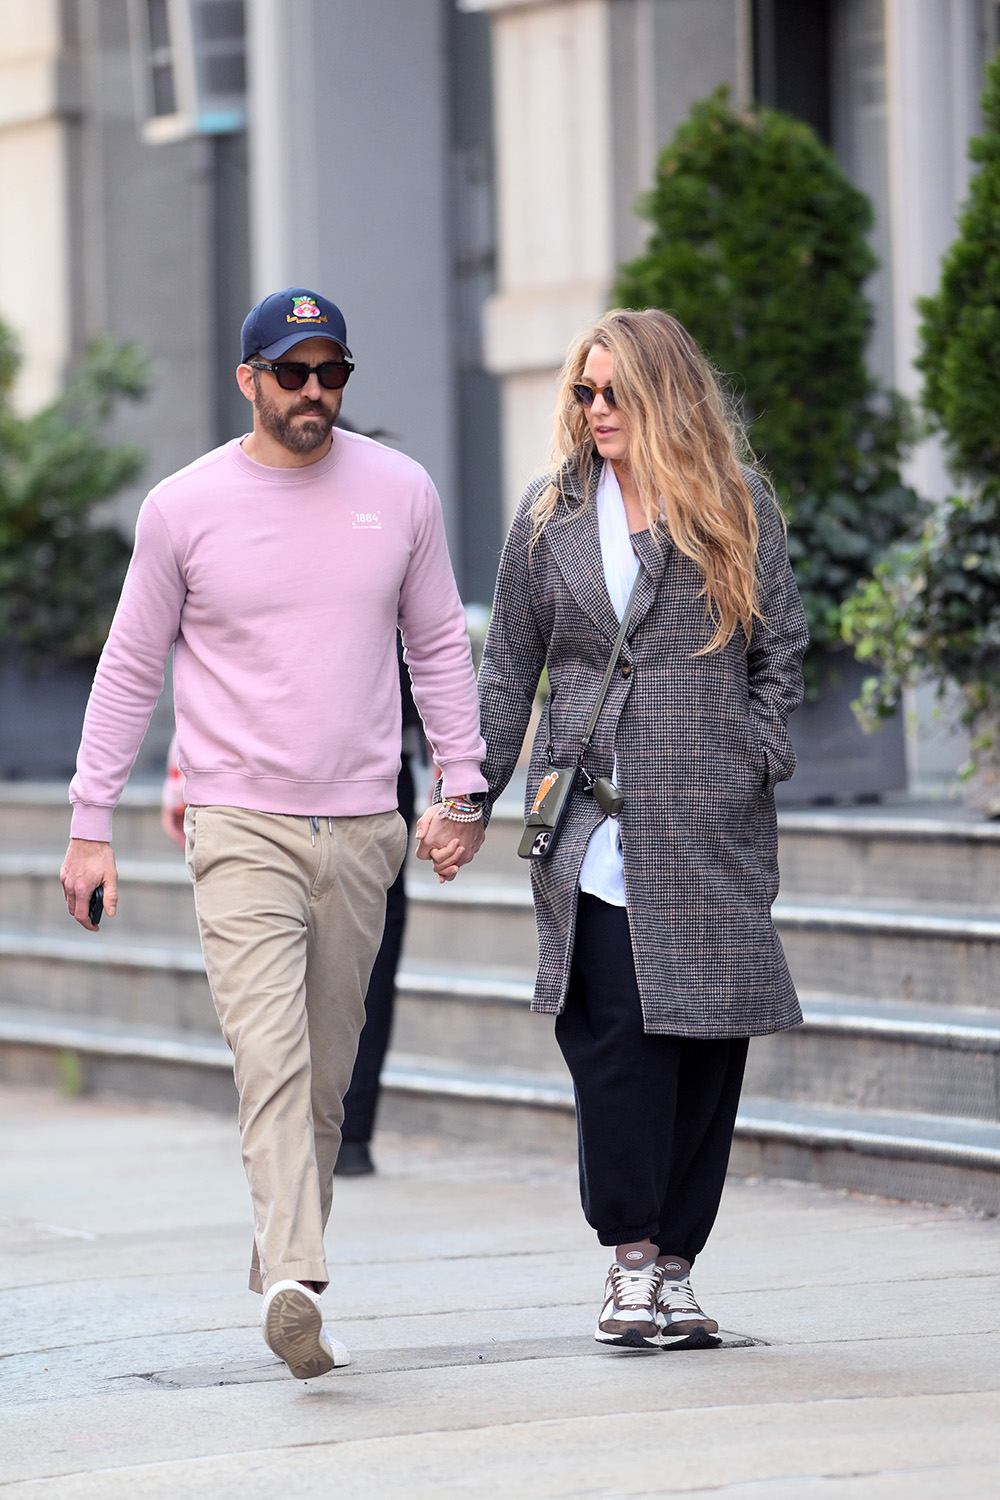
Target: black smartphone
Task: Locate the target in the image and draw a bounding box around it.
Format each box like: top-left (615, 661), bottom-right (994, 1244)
top-left (88, 884), bottom-right (104, 927)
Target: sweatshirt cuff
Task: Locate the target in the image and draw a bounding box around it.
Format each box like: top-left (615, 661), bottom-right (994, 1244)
top-left (438, 760), bottom-right (488, 798)
top-left (70, 803), bottom-right (115, 843)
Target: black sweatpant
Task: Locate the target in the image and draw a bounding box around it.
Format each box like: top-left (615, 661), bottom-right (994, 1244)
top-left (340, 757), bottom-right (415, 1144)
top-left (555, 892), bottom-right (748, 1264)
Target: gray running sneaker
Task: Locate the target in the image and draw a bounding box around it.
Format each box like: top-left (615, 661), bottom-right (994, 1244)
top-left (595, 1260), bottom-right (662, 1348)
top-left (654, 1257), bottom-right (719, 1342)
top-left (261, 1279), bottom-right (350, 1379)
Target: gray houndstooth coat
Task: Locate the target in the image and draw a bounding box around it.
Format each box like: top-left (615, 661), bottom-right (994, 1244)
top-left (477, 457), bottom-right (809, 1038)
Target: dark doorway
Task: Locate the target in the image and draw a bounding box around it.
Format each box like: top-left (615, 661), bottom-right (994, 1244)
top-left (753, 0), bottom-right (832, 142)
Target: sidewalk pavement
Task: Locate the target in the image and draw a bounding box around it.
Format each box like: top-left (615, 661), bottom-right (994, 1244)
top-left (1, 1083), bottom-right (998, 1499)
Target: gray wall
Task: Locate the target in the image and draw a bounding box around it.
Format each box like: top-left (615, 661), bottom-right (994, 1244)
top-left (248, 0), bottom-right (458, 534)
top-left (609, 0), bottom-right (743, 266)
top-left (73, 0), bottom-right (242, 531)
top-left (313, 0), bottom-right (458, 534)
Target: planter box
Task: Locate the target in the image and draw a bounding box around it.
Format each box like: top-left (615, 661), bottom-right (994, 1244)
top-left (777, 654), bottom-right (907, 805)
top-left (0, 656), bottom-right (98, 780)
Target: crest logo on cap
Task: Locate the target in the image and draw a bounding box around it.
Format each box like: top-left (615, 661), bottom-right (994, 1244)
top-left (290, 296), bottom-right (321, 321)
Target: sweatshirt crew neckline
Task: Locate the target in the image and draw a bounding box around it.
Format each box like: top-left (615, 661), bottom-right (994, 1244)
top-left (226, 434), bottom-right (343, 484)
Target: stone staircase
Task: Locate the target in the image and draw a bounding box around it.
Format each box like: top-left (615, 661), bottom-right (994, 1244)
top-left (0, 782), bottom-right (998, 1212)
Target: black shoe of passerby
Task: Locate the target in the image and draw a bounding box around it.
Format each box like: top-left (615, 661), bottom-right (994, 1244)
top-left (334, 1141), bottom-right (375, 1176)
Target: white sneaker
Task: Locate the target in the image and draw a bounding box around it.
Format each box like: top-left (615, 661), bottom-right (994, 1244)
top-left (261, 1279), bottom-right (350, 1379)
top-left (654, 1257), bottom-right (719, 1343)
top-left (595, 1260), bottom-right (662, 1348)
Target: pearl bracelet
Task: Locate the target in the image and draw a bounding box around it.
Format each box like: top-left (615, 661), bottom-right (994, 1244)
top-left (441, 798), bottom-right (484, 823)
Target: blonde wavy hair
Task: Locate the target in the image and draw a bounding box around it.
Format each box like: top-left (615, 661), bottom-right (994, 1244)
top-left (534, 308), bottom-right (768, 653)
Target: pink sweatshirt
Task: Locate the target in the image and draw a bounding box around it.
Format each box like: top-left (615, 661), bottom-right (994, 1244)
top-left (70, 433), bottom-right (486, 842)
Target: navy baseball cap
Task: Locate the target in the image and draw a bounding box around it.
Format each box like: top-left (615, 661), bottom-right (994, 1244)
top-left (240, 287), bottom-right (352, 363)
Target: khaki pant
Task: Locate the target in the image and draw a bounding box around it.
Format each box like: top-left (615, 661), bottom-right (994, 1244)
top-left (185, 805), bottom-right (407, 1293)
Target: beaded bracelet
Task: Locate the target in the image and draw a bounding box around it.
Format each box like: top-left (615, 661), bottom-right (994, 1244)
top-left (441, 796), bottom-right (484, 823)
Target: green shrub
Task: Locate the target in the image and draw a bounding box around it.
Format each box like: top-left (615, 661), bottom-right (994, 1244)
top-left (614, 88), bottom-right (919, 680)
top-left (844, 50), bottom-right (1000, 740)
top-left (0, 323), bottom-right (149, 668)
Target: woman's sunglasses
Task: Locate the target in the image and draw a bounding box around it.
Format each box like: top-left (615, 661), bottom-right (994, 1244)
top-left (249, 358), bottom-right (354, 392)
top-left (572, 382), bottom-right (616, 409)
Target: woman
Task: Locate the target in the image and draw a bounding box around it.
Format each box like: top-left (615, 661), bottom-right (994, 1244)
top-left (476, 309), bottom-right (808, 1349)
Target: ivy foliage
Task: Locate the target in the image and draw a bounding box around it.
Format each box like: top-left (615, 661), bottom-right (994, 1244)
top-left (917, 51), bottom-right (1000, 483)
top-left (844, 50), bottom-right (1000, 731)
top-left (613, 88), bottom-right (920, 676)
top-left (0, 322), bottom-right (149, 668)
top-left (843, 492), bottom-right (1000, 728)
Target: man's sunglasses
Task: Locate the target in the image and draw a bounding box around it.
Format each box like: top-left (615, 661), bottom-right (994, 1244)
top-left (249, 358), bottom-right (354, 392)
top-left (572, 382), bottom-right (617, 408)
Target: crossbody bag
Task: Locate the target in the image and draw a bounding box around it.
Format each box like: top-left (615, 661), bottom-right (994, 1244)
top-left (518, 567), bottom-right (643, 860)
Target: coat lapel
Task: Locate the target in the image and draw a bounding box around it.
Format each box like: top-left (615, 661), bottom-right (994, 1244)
top-left (629, 526), bottom-right (672, 634)
top-left (543, 460), bottom-right (620, 642)
top-left (544, 456), bottom-right (675, 641)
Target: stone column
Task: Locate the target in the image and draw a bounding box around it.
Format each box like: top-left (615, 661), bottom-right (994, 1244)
top-left (463, 0), bottom-right (745, 521)
top-left (0, 0), bottom-right (75, 409)
top-left (884, 0), bottom-right (983, 501)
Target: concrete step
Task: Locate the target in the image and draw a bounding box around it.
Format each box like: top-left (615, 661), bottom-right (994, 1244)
top-left (730, 1098), bottom-right (1000, 1216)
top-left (404, 875), bottom-right (539, 969)
top-left (9, 781), bottom-right (999, 908)
top-left (6, 779), bottom-right (1000, 1212)
top-left (374, 1051), bottom-right (578, 1156)
top-left (0, 923), bottom-right (560, 1078)
top-left (749, 994), bottom-right (1000, 1122)
top-left (0, 928), bottom-right (216, 1034)
top-left (0, 1004), bottom-right (577, 1155)
top-left (26, 838), bottom-right (1000, 1018)
top-left (2, 1003), bottom-right (997, 1211)
top-left (405, 877), bottom-right (1000, 1011)
top-left (471, 799), bottom-right (1000, 908)
top-left (0, 854), bottom-right (199, 941)
top-left (0, 781), bottom-right (173, 857)
top-left (776, 900), bottom-right (1000, 1009)
top-left (0, 1004), bottom-right (238, 1113)
top-left (5, 920), bottom-right (996, 1121)
top-left (391, 962), bottom-right (564, 1076)
top-left (776, 808), bottom-right (1000, 909)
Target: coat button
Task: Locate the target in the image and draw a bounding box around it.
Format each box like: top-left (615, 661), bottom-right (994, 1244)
top-left (620, 663), bottom-right (632, 678)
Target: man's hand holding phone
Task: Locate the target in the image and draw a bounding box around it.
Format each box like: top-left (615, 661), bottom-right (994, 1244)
top-left (60, 840), bottom-right (118, 932)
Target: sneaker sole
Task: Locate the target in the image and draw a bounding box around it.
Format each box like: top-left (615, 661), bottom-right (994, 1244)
top-left (595, 1326), bottom-right (660, 1350)
top-left (657, 1326), bottom-right (721, 1351)
top-left (657, 1318), bottom-right (719, 1339)
top-left (263, 1287), bottom-right (337, 1380)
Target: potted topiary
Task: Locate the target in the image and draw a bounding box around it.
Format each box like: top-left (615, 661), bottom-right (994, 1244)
top-left (614, 88), bottom-right (921, 800)
top-left (843, 51), bottom-right (1000, 816)
top-left (0, 321), bottom-right (149, 777)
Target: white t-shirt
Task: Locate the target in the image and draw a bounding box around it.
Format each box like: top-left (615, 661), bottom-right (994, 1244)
top-left (577, 463), bottom-right (639, 906)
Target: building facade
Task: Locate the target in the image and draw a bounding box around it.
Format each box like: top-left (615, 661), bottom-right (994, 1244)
top-left (0, 1), bottom-right (997, 783)
top-left (0, 0), bottom-right (502, 597)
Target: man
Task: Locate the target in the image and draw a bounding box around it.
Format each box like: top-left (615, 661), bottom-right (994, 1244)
top-left (60, 288), bottom-right (485, 1379)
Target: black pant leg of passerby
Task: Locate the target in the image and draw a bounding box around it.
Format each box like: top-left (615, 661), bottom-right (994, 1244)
top-left (555, 892), bottom-right (746, 1261)
top-left (340, 758), bottom-right (415, 1144)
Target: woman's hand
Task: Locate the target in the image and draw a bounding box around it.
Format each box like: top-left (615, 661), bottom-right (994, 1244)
top-left (414, 805), bottom-right (484, 883)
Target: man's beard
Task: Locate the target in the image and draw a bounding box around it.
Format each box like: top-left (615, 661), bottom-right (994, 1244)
top-left (254, 377), bottom-right (336, 455)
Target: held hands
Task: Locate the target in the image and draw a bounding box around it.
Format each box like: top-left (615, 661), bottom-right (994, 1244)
top-left (414, 805), bottom-right (484, 883)
top-left (60, 838), bottom-right (118, 931)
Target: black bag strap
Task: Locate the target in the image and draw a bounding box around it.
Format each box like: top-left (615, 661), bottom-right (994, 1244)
top-left (546, 565), bottom-right (645, 767)
top-left (579, 566), bottom-right (644, 757)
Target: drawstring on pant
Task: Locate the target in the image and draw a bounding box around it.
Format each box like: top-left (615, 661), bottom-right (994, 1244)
top-left (308, 815), bottom-right (335, 846)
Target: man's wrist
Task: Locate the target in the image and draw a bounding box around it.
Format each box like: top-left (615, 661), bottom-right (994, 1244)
top-left (440, 794), bottom-right (484, 824)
